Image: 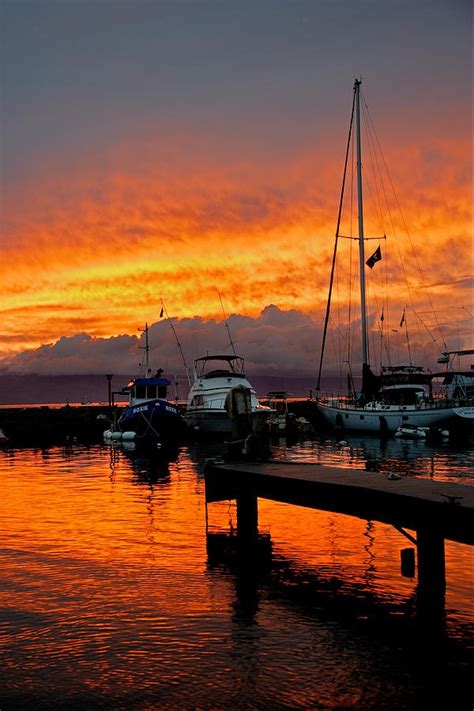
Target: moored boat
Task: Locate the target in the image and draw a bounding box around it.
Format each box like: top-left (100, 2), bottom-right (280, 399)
top-left (433, 350), bottom-right (474, 425)
top-left (264, 391), bottom-right (291, 434)
top-left (184, 354), bottom-right (273, 434)
top-left (394, 424), bottom-right (449, 440)
top-left (315, 79), bottom-right (471, 435)
top-left (263, 391), bottom-right (312, 436)
top-left (104, 323), bottom-right (183, 447)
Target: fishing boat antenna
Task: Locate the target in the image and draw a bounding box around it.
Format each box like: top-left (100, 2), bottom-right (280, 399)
top-left (160, 299), bottom-right (192, 385)
top-left (218, 291), bottom-right (237, 357)
top-left (138, 323), bottom-right (150, 375)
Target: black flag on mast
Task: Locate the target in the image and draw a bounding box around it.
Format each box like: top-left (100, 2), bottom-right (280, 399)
top-left (366, 244), bottom-right (382, 269)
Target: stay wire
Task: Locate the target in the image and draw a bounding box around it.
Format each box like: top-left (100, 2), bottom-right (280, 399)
top-left (362, 91), bottom-right (447, 350)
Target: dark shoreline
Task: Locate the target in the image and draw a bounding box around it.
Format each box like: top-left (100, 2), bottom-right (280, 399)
top-left (0, 400), bottom-right (324, 448)
top-left (0, 404), bottom-right (121, 448)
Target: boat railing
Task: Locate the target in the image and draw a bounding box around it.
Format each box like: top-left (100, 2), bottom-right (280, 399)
top-left (189, 395), bottom-right (226, 409)
top-left (316, 393), bottom-right (459, 410)
top-left (188, 394), bottom-right (261, 410)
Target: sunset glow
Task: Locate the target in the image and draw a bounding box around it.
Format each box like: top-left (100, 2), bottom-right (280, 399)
top-left (1, 1), bottom-right (471, 373)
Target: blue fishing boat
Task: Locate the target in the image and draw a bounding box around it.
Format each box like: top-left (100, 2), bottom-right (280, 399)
top-left (117, 374), bottom-right (181, 438)
top-left (104, 323), bottom-right (183, 447)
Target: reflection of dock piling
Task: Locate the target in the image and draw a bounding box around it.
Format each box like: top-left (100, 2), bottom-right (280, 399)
top-left (205, 461), bottom-right (474, 631)
top-left (416, 528), bottom-right (446, 631)
top-left (236, 491), bottom-right (259, 549)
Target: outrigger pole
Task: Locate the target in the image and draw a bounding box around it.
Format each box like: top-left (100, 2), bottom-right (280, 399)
top-left (218, 291), bottom-right (237, 358)
top-left (160, 299), bottom-right (192, 384)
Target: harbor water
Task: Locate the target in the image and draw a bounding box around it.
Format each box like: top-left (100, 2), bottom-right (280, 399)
top-left (1, 433), bottom-right (473, 710)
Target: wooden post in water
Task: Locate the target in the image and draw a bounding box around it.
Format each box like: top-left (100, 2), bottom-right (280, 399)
top-left (416, 527), bottom-right (446, 634)
top-left (236, 490), bottom-right (259, 551)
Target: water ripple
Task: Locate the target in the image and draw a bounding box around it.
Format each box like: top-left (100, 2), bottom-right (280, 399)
top-left (0, 441), bottom-right (472, 709)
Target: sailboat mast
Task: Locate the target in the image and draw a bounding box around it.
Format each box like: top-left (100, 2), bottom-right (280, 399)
top-left (355, 78), bottom-right (369, 365)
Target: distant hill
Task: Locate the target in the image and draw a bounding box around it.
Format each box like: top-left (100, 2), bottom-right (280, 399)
top-left (0, 374), bottom-right (129, 406)
top-left (0, 373), bottom-right (336, 405)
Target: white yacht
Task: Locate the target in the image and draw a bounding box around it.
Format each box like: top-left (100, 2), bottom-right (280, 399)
top-left (184, 354), bottom-right (273, 434)
top-left (319, 364), bottom-right (456, 434)
top-left (433, 349), bottom-right (474, 424)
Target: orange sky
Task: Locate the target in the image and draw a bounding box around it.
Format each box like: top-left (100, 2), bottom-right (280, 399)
top-left (1, 1), bottom-right (472, 372)
top-left (1, 128), bottom-right (471, 362)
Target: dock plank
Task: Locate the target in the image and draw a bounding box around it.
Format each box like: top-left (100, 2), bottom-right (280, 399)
top-left (206, 461), bottom-right (474, 545)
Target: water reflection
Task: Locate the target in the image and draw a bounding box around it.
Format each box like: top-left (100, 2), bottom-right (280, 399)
top-left (0, 439), bottom-right (472, 710)
top-left (206, 523), bottom-right (472, 710)
top-left (271, 431), bottom-right (474, 483)
top-left (118, 444), bottom-right (179, 485)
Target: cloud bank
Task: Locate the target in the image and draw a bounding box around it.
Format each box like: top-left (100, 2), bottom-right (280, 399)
top-left (2, 305), bottom-right (470, 380)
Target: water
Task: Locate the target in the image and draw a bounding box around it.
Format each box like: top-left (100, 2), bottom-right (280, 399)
top-left (1, 434), bottom-right (473, 710)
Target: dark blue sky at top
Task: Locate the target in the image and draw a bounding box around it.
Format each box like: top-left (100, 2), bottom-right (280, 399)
top-left (1, 0), bottom-right (471, 185)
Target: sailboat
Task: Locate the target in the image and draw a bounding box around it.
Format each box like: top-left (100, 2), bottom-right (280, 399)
top-left (315, 79), bottom-right (470, 434)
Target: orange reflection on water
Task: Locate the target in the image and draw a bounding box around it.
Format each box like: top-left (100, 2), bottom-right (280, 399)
top-left (0, 443), bottom-right (472, 709)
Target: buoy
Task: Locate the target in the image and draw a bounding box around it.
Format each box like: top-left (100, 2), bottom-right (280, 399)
top-left (103, 429), bottom-right (136, 442)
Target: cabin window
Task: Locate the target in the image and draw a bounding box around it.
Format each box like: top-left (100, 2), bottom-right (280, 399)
top-left (360, 415), bottom-right (365, 420)
top-left (147, 386), bottom-right (157, 399)
top-left (135, 385), bottom-right (146, 399)
top-left (402, 416), bottom-right (409, 421)
top-left (158, 386), bottom-right (167, 398)
top-left (194, 395), bottom-right (204, 406)
top-left (345, 414), bottom-right (349, 419)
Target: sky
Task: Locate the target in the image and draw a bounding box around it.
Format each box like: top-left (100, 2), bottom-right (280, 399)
top-left (0, 0), bottom-right (472, 378)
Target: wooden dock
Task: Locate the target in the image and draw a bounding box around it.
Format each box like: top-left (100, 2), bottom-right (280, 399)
top-left (205, 459), bottom-right (474, 629)
top-left (206, 460), bottom-right (474, 546)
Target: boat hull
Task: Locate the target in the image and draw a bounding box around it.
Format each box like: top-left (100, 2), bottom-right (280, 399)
top-left (452, 406), bottom-right (474, 422)
top-left (317, 400), bottom-right (455, 434)
top-left (184, 407), bottom-right (271, 435)
top-left (118, 399), bottom-right (183, 439)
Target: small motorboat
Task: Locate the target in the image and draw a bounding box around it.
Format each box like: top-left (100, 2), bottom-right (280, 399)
top-left (264, 392), bottom-right (291, 434)
top-left (263, 392), bottom-right (313, 437)
top-left (395, 424), bottom-right (449, 440)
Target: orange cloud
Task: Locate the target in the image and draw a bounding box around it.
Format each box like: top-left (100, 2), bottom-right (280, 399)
top-left (1, 125), bottom-right (471, 362)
